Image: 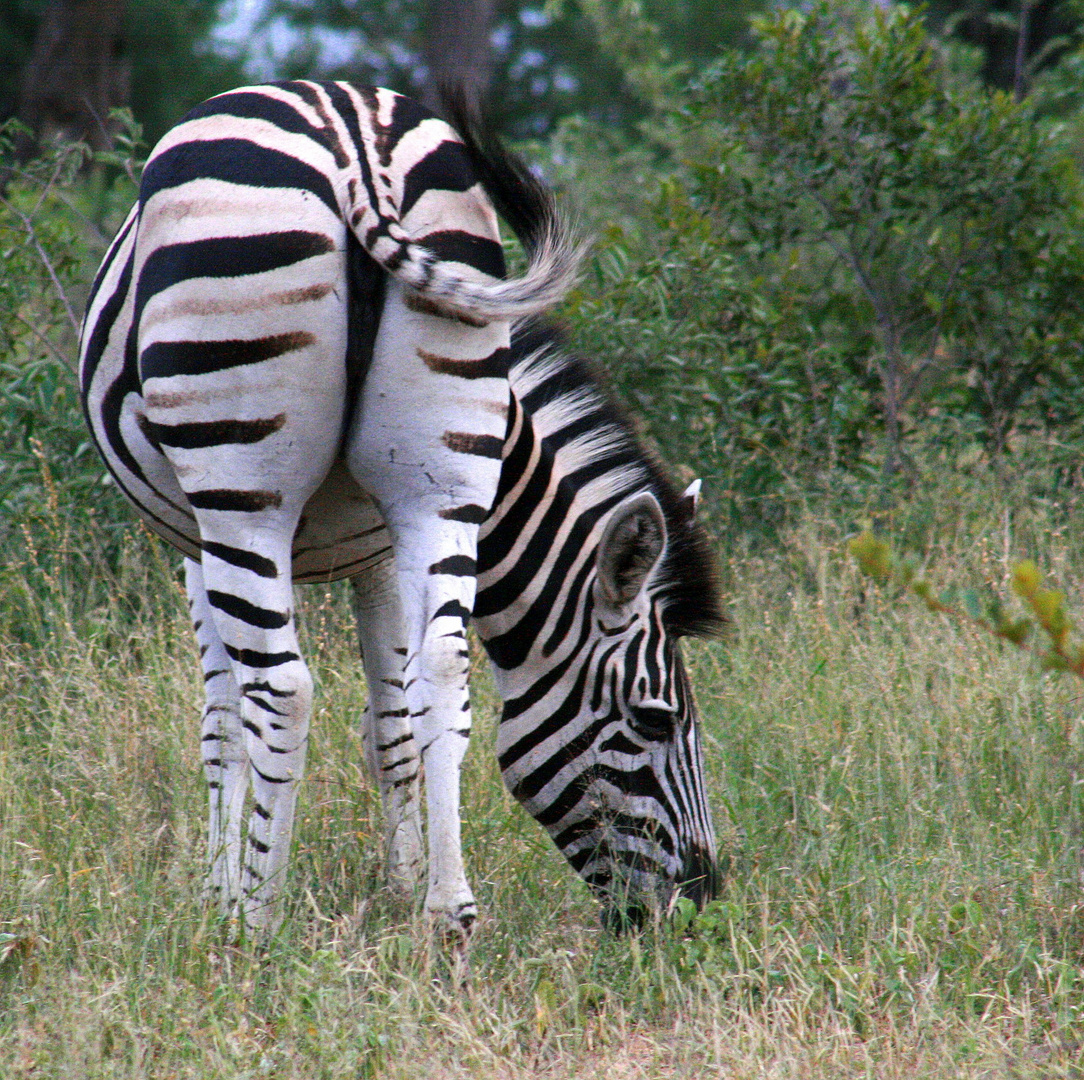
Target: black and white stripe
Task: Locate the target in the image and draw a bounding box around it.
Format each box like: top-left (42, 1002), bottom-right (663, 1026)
top-left (79, 80), bottom-right (723, 937)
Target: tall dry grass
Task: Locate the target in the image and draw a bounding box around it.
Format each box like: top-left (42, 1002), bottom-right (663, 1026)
top-left (3, 449), bottom-right (1084, 1078)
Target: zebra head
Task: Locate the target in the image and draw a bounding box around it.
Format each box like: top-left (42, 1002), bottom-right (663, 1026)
top-left (491, 477), bottom-right (725, 929)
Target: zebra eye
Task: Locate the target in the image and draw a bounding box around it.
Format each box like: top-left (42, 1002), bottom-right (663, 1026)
top-left (628, 706), bottom-right (677, 741)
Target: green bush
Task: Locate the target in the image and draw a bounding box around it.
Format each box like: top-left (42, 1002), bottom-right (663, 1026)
top-left (555, 1), bottom-right (1084, 532)
top-left (0, 118), bottom-right (146, 597)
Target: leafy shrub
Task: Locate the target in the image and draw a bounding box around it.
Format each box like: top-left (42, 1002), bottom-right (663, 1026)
top-left (556, 1), bottom-right (1084, 530)
top-left (0, 118), bottom-right (145, 571)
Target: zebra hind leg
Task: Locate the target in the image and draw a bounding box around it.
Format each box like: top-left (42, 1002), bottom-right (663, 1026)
top-left (349, 556), bottom-right (424, 895)
top-left (187, 558), bottom-right (248, 919)
top-left (193, 533), bottom-right (314, 938)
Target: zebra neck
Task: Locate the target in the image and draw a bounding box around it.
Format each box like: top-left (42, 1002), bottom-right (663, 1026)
top-left (474, 335), bottom-right (650, 696)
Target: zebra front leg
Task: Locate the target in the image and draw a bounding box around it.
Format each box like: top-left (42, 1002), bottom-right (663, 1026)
top-left (349, 555), bottom-right (424, 894)
top-left (187, 558), bottom-right (247, 917)
top-left (195, 535), bottom-right (313, 938)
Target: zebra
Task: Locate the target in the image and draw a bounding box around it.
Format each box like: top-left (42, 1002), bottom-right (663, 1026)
top-left (79, 80), bottom-right (725, 938)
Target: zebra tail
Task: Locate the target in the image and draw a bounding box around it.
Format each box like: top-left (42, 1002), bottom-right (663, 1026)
top-left (363, 95), bottom-right (587, 325)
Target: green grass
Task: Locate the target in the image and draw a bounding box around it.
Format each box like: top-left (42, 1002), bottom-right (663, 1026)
top-left (3, 459), bottom-right (1084, 1077)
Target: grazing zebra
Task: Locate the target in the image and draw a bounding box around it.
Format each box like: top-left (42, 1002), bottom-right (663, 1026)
top-left (79, 81), bottom-right (725, 937)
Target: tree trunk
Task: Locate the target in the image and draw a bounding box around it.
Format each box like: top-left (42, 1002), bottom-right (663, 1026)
top-left (421, 0), bottom-right (498, 117)
top-left (17, 0), bottom-right (128, 151)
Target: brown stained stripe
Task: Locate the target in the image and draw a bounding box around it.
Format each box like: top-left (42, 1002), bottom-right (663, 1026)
top-left (188, 488), bottom-right (283, 512)
top-left (442, 431), bottom-right (503, 458)
top-left (312, 94), bottom-right (350, 169)
top-left (403, 291), bottom-right (488, 328)
top-left (292, 524), bottom-right (387, 558)
top-left (419, 345), bottom-right (510, 379)
top-left (140, 413), bottom-right (286, 450)
top-left (141, 284), bottom-right (333, 333)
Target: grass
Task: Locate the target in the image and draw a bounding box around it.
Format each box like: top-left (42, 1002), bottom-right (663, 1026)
top-left (3, 453), bottom-right (1084, 1077)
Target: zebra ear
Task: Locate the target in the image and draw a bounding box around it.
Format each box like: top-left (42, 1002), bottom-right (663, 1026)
top-left (596, 491), bottom-right (667, 608)
top-left (680, 479), bottom-right (702, 517)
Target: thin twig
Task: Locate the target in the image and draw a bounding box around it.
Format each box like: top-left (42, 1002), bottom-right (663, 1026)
top-left (0, 192), bottom-right (81, 335)
top-left (6, 309), bottom-right (74, 369)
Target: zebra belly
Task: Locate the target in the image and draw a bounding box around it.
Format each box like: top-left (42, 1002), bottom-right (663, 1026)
top-left (292, 462), bottom-right (392, 583)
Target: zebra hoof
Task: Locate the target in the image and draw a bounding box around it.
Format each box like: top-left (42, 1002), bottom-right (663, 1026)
top-left (427, 902), bottom-right (478, 948)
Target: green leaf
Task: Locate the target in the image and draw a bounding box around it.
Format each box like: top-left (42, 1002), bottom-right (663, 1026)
top-left (848, 531), bottom-right (893, 584)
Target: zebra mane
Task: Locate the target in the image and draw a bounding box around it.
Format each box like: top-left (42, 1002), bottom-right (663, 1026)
top-left (508, 321), bottom-right (726, 639)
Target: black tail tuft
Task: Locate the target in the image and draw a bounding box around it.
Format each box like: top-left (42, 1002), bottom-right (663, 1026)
top-left (441, 87), bottom-right (556, 258)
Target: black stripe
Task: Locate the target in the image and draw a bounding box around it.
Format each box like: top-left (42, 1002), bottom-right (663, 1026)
top-left (187, 489), bottom-right (282, 512)
top-left (80, 212), bottom-right (138, 399)
top-left (419, 230), bottom-right (506, 279)
top-left (241, 679), bottom-right (292, 697)
top-left (139, 413), bottom-right (286, 449)
top-left (429, 555), bottom-right (476, 576)
top-left (479, 491), bottom-right (626, 643)
top-left (134, 231), bottom-right (335, 338)
top-left (497, 595), bottom-right (596, 715)
top-left (208, 590), bottom-right (289, 629)
top-left (541, 556), bottom-right (596, 658)
top-left (530, 764), bottom-right (670, 829)
top-left (599, 730), bottom-right (648, 757)
top-left (141, 332), bottom-right (314, 381)
top-left (202, 542), bottom-right (279, 579)
top-left (246, 696), bottom-right (287, 717)
top-left (378, 733), bottom-right (414, 752)
top-left (499, 661), bottom-right (592, 774)
top-left (400, 139), bottom-right (477, 219)
top-left (224, 643), bottom-right (300, 667)
top-left (622, 630), bottom-right (644, 705)
top-left (557, 811), bottom-right (676, 859)
top-left (141, 138), bottom-right (340, 218)
top-left (439, 503), bottom-right (488, 524)
top-left (380, 93), bottom-right (434, 166)
top-left (475, 430), bottom-right (548, 576)
top-left (180, 89), bottom-right (319, 140)
top-left (250, 763), bottom-right (292, 786)
top-left (576, 846), bottom-right (671, 879)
